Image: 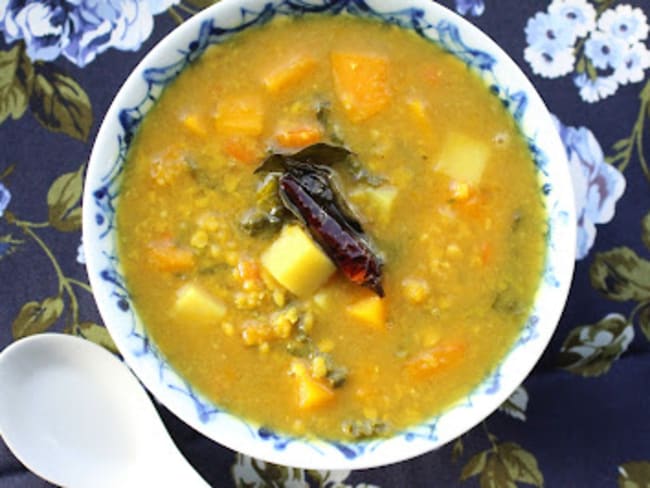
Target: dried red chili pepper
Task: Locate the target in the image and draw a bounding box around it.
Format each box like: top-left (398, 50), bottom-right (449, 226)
top-left (255, 144), bottom-right (384, 296)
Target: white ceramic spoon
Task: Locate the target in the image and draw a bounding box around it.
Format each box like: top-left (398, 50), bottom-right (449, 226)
top-left (0, 333), bottom-right (209, 488)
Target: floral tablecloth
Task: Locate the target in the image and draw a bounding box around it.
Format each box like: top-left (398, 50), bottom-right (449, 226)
top-left (1, 0), bottom-right (649, 486)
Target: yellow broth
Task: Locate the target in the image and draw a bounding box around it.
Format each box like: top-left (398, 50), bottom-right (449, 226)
top-left (116, 15), bottom-right (546, 440)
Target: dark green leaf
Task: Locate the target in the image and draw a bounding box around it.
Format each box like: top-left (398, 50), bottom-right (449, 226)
top-left (78, 322), bottom-right (119, 354)
top-left (461, 450), bottom-right (488, 480)
top-left (618, 461), bottom-right (650, 488)
top-left (12, 296), bottom-right (64, 339)
top-left (29, 63), bottom-right (92, 141)
top-left (557, 313), bottom-right (633, 377)
top-left (638, 304), bottom-right (650, 341)
top-left (47, 164), bottom-right (84, 232)
top-left (480, 454), bottom-right (516, 488)
top-left (590, 247), bottom-right (650, 302)
top-left (642, 213), bottom-right (650, 251)
top-left (498, 442), bottom-right (544, 486)
top-left (498, 386), bottom-right (528, 421)
top-left (0, 43), bottom-right (33, 124)
top-left (452, 437), bottom-right (464, 463)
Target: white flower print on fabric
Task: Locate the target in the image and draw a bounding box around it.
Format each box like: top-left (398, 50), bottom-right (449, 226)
top-left (524, 1), bottom-right (650, 103)
top-left (598, 5), bottom-right (649, 44)
top-left (548, 0), bottom-right (596, 38)
top-left (552, 115), bottom-right (626, 259)
top-left (525, 44), bottom-right (575, 78)
top-left (614, 42), bottom-right (650, 85)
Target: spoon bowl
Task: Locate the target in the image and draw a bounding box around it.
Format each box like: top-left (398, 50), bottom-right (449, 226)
top-left (0, 333), bottom-right (208, 488)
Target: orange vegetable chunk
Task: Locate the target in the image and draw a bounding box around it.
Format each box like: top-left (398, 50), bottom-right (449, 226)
top-left (275, 125), bottom-right (323, 149)
top-left (215, 95), bottom-right (264, 136)
top-left (346, 295), bottom-right (387, 330)
top-left (263, 55), bottom-right (317, 93)
top-left (405, 341), bottom-right (466, 380)
top-left (223, 135), bottom-right (263, 165)
top-left (147, 239), bottom-right (195, 273)
top-left (331, 51), bottom-right (391, 122)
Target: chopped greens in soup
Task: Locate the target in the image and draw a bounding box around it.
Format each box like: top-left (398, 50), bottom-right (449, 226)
top-left (116, 14), bottom-right (546, 440)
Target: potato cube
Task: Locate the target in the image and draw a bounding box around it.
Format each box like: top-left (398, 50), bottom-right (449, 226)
top-left (173, 284), bottom-right (227, 326)
top-left (436, 132), bottom-right (490, 185)
top-left (215, 95), bottom-right (264, 136)
top-left (346, 295), bottom-right (386, 330)
top-left (261, 225), bottom-right (335, 297)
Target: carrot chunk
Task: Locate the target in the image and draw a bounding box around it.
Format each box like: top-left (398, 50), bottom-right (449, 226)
top-left (147, 239), bottom-right (195, 273)
top-left (223, 135), bottom-right (263, 165)
top-left (405, 341), bottom-right (466, 380)
top-left (331, 52), bottom-right (391, 122)
top-left (275, 125), bottom-right (323, 149)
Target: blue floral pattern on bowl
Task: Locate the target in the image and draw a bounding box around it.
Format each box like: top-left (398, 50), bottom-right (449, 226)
top-left (83, 0), bottom-right (576, 469)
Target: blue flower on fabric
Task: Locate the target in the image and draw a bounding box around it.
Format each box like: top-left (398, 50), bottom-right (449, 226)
top-left (614, 42), bottom-right (650, 85)
top-left (0, 1), bottom-right (72, 62)
top-left (584, 30), bottom-right (627, 69)
top-left (598, 4), bottom-right (649, 44)
top-left (525, 11), bottom-right (577, 49)
top-left (548, 0), bottom-right (596, 39)
top-left (0, 0), bottom-right (179, 67)
top-left (454, 0), bottom-right (484, 17)
top-left (0, 182), bottom-right (11, 218)
top-left (552, 115), bottom-right (626, 260)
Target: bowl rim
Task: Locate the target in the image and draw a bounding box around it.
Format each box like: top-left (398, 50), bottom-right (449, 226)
top-left (82, 0), bottom-right (576, 470)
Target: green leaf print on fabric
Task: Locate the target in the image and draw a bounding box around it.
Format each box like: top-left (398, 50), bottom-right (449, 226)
top-left (637, 305), bottom-right (650, 341)
top-left (618, 461), bottom-right (650, 488)
top-left (557, 313), bottom-right (633, 377)
top-left (29, 63), bottom-right (93, 141)
top-left (590, 247), bottom-right (650, 302)
top-left (0, 43), bottom-right (33, 124)
top-left (641, 212), bottom-right (650, 251)
top-left (47, 164), bottom-right (84, 232)
top-left (78, 322), bottom-right (119, 355)
top-left (12, 296), bottom-right (64, 339)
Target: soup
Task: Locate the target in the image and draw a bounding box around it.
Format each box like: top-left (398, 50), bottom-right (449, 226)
top-left (116, 14), bottom-right (546, 440)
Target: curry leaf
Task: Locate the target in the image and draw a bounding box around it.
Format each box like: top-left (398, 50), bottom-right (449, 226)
top-left (78, 322), bottom-right (119, 354)
top-left (557, 313), bottom-right (634, 377)
top-left (47, 164), bottom-right (84, 232)
top-left (590, 247), bottom-right (650, 302)
top-left (498, 385), bottom-right (528, 421)
top-left (0, 43), bottom-right (34, 124)
top-left (618, 461), bottom-right (650, 488)
top-left (29, 63), bottom-right (92, 141)
top-left (480, 454), bottom-right (517, 488)
top-left (12, 296), bottom-right (64, 339)
top-left (637, 304), bottom-right (650, 341)
top-left (498, 442), bottom-right (544, 487)
top-left (642, 213), bottom-right (650, 251)
top-left (461, 450), bottom-right (488, 480)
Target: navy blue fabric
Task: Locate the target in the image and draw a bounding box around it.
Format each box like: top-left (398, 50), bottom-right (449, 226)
top-left (1, 1), bottom-right (649, 486)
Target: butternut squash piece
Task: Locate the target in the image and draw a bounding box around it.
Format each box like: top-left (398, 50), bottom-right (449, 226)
top-left (261, 225), bottom-right (336, 297)
top-left (223, 135), bottom-right (263, 165)
top-left (263, 55), bottom-right (317, 93)
top-left (275, 125), bottom-right (322, 149)
top-left (215, 95), bottom-right (264, 136)
top-left (346, 295), bottom-right (386, 330)
top-left (331, 52), bottom-right (391, 122)
top-left (291, 360), bottom-right (335, 410)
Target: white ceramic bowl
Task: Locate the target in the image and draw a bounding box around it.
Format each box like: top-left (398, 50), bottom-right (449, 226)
top-left (83, 0), bottom-right (576, 470)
